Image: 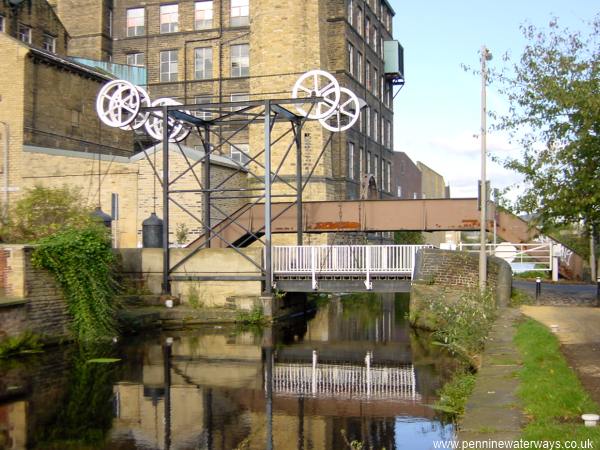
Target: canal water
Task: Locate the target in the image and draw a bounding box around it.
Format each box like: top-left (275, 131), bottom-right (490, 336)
top-left (0, 293), bottom-right (458, 449)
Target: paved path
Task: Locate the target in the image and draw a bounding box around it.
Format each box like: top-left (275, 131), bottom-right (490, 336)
top-left (459, 308), bottom-right (524, 441)
top-left (514, 280), bottom-right (598, 306)
top-left (521, 305), bottom-right (600, 404)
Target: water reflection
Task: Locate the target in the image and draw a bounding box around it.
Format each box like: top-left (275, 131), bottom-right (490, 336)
top-left (0, 293), bottom-right (456, 450)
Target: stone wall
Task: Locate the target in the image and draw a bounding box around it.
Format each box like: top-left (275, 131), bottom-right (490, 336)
top-left (0, 246), bottom-right (70, 341)
top-left (409, 248), bottom-right (512, 330)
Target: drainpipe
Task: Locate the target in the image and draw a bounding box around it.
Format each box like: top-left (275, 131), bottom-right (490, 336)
top-left (0, 121), bottom-right (8, 220)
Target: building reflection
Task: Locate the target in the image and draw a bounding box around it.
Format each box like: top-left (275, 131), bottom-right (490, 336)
top-left (0, 294), bottom-right (455, 449)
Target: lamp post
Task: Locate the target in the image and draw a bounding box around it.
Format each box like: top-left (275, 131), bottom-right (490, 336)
top-left (479, 46), bottom-right (492, 290)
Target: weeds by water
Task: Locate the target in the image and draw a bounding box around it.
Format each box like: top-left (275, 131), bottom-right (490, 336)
top-left (515, 319), bottom-right (600, 443)
top-left (0, 332), bottom-right (43, 359)
top-left (434, 370), bottom-right (476, 416)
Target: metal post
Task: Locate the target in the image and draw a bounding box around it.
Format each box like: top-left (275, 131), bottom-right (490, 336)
top-left (203, 125), bottom-right (211, 247)
top-left (163, 339), bottom-right (172, 450)
top-left (162, 105), bottom-right (171, 294)
top-left (295, 122), bottom-right (303, 246)
top-left (265, 346), bottom-right (274, 450)
top-left (596, 277), bottom-right (600, 307)
top-left (535, 276), bottom-right (541, 302)
top-left (479, 46), bottom-right (492, 291)
top-left (264, 101), bottom-right (273, 295)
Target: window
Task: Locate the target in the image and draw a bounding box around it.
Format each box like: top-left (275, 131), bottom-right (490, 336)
top-left (372, 27), bottom-right (377, 51)
top-left (230, 93), bottom-right (249, 111)
top-left (127, 52), bottom-right (145, 66)
top-left (231, 0), bottom-right (249, 27)
top-left (42, 34), bottom-right (56, 52)
top-left (160, 4), bottom-right (178, 33)
top-left (230, 143), bottom-right (250, 165)
top-left (357, 52), bottom-right (363, 83)
top-left (357, 7), bottom-right (362, 36)
top-left (387, 161), bottom-right (391, 192)
top-left (380, 36), bottom-right (384, 57)
top-left (359, 147), bottom-right (364, 176)
top-left (365, 107), bottom-right (370, 137)
top-left (347, 0), bottom-right (353, 26)
top-left (347, 42), bottom-right (354, 76)
top-left (386, 120), bottom-right (391, 148)
top-left (127, 8), bottom-right (145, 36)
top-left (231, 44), bottom-right (249, 77)
top-left (374, 154), bottom-right (379, 184)
top-left (0, 15), bottom-right (4, 33)
top-left (160, 50), bottom-right (178, 82)
top-left (108, 8), bottom-right (113, 37)
top-left (348, 142), bottom-right (355, 179)
top-left (365, 17), bottom-right (370, 45)
top-left (397, 186), bottom-right (402, 197)
top-left (194, 47), bottom-right (213, 79)
top-left (367, 150), bottom-right (371, 174)
top-left (373, 110), bottom-right (378, 142)
top-left (373, 68), bottom-right (378, 95)
top-left (381, 76), bottom-right (385, 102)
top-left (18, 24), bottom-right (31, 44)
top-left (195, 1), bottom-right (213, 29)
top-left (366, 61), bottom-right (371, 92)
top-left (195, 96), bottom-right (212, 120)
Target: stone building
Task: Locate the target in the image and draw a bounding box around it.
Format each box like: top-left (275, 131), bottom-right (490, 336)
top-left (391, 151), bottom-right (421, 199)
top-left (49, 0), bottom-right (402, 205)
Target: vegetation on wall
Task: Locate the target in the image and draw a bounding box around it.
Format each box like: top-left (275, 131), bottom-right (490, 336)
top-left (32, 225), bottom-right (119, 341)
top-left (393, 231), bottom-right (425, 245)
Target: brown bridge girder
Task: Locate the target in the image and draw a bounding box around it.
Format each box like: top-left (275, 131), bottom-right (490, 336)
top-left (189, 198), bottom-right (534, 249)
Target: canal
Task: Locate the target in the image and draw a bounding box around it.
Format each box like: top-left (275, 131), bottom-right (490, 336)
top-left (0, 293), bottom-right (459, 449)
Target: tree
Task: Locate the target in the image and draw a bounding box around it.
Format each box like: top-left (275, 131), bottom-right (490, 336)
top-left (1, 185), bottom-right (97, 243)
top-left (493, 15), bottom-right (600, 277)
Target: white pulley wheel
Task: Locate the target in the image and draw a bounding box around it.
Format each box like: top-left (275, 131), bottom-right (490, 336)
top-left (319, 87), bottom-right (360, 132)
top-left (292, 70), bottom-right (341, 119)
top-left (169, 124), bottom-right (191, 143)
top-left (144, 98), bottom-right (185, 141)
top-left (96, 80), bottom-right (141, 128)
top-left (120, 86), bottom-right (151, 130)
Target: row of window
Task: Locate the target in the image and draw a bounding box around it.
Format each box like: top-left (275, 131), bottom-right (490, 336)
top-left (0, 17), bottom-right (57, 52)
top-left (133, 44), bottom-right (248, 81)
top-left (347, 42), bottom-right (392, 107)
top-left (359, 107), bottom-right (392, 147)
top-left (347, 142), bottom-right (392, 192)
top-left (347, 0), bottom-right (392, 40)
top-left (127, 0), bottom-right (249, 37)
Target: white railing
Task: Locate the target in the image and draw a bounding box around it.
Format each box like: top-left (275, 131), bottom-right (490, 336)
top-left (272, 245), bottom-right (432, 289)
top-left (270, 351), bottom-right (419, 401)
top-left (457, 242), bottom-right (553, 272)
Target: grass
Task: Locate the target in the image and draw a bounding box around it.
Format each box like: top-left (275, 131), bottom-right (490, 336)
top-left (515, 318), bottom-right (600, 442)
top-left (434, 370), bottom-right (476, 416)
top-left (514, 270), bottom-right (550, 280)
top-left (510, 288), bottom-right (534, 307)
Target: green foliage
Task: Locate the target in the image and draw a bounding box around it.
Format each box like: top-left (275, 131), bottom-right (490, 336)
top-left (492, 16), bottom-right (600, 250)
top-left (1, 185), bottom-right (95, 243)
top-left (187, 284), bottom-right (202, 309)
top-left (515, 319), bottom-right (600, 443)
top-left (428, 289), bottom-right (496, 363)
top-left (510, 288), bottom-right (534, 307)
top-left (0, 332), bottom-right (43, 358)
top-left (32, 225), bottom-right (119, 341)
top-left (513, 270), bottom-right (550, 280)
top-left (393, 231), bottom-right (425, 245)
top-left (236, 306), bottom-right (269, 326)
top-left (434, 370), bottom-right (476, 416)
top-left (175, 222), bottom-right (189, 246)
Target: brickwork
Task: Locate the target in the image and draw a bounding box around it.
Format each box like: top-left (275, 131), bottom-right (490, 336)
top-left (0, 246), bottom-right (70, 340)
top-left (391, 151), bottom-right (421, 199)
top-left (0, 0), bottom-right (69, 56)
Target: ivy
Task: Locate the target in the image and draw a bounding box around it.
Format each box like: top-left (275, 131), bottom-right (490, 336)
top-left (32, 225), bottom-right (119, 341)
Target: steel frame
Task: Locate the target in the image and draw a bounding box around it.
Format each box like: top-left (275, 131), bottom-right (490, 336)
top-left (140, 97), bottom-right (329, 295)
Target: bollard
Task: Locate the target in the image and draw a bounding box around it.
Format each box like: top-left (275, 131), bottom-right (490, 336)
top-left (535, 277), bottom-right (542, 302)
top-left (597, 278), bottom-right (600, 307)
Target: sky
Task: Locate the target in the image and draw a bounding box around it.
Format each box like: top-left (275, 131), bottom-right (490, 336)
top-left (389, 0), bottom-right (598, 199)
